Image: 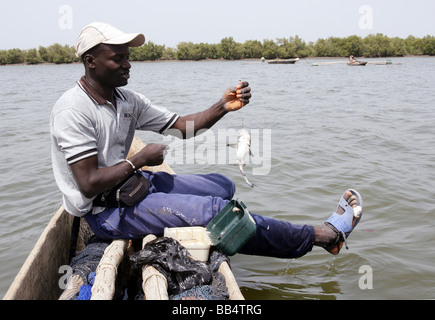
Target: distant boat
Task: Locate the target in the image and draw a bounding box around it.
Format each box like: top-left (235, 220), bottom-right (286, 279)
top-left (347, 61), bottom-right (367, 66)
top-left (261, 57), bottom-right (299, 64)
top-left (312, 58), bottom-right (398, 67)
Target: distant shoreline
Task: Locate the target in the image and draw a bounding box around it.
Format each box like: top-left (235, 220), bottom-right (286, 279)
top-left (2, 34), bottom-right (434, 65)
top-left (1, 54), bottom-right (433, 67)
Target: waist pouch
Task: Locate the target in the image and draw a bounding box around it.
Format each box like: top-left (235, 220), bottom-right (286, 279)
top-left (93, 170), bottom-right (150, 216)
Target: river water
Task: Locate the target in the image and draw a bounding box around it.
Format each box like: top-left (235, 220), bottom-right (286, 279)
top-left (1, 57), bottom-right (434, 300)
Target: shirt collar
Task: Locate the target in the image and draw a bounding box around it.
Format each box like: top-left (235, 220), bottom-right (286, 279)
top-left (77, 76), bottom-right (126, 105)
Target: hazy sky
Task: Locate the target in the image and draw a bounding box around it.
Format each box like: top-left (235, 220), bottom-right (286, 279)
top-left (0, 0), bottom-right (434, 50)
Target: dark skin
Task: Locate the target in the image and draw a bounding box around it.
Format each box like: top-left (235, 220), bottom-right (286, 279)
top-left (70, 43), bottom-right (251, 198)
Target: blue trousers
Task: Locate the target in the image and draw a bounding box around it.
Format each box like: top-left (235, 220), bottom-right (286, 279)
top-left (85, 171), bottom-right (314, 259)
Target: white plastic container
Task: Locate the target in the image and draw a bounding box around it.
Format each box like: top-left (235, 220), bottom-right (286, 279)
top-left (163, 227), bottom-right (212, 262)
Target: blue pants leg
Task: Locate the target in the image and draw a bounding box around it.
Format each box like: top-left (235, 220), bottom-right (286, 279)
top-left (84, 171), bottom-right (314, 259)
top-left (239, 213), bottom-right (315, 258)
top-left (85, 171), bottom-right (235, 239)
top-left (145, 171), bottom-right (236, 200)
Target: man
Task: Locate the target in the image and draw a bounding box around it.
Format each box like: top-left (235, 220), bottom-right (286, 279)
top-left (50, 22), bottom-right (363, 258)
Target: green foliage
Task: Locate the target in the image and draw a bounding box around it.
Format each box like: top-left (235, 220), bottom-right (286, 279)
top-left (422, 35), bottom-right (435, 55)
top-left (243, 40), bottom-right (263, 59)
top-left (46, 43), bottom-right (78, 64)
top-left (362, 34), bottom-right (393, 57)
top-left (276, 36), bottom-right (312, 58)
top-left (1, 34), bottom-right (434, 65)
top-left (25, 48), bottom-right (42, 64)
top-left (207, 44), bottom-right (222, 59)
top-left (343, 35), bottom-right (364, 57)
top-left (6, 48), bottom-right (25, 64)
top-left (0, 50), bottom-right (7, 65)
top-left (162, 47), bottom-right (177, 60)
top-left (130, 41), bottom-right (165, 61)
top-left (175, 42), bottom-right (214, 60)
top-left (312, 33), bottom-right (429, 57)
top-left (313, 37), bottom-right (347, 57)
top-left (38, 46), bottom-right (50, 62)
top-left (220, 37), bottom-right (243, 60)
top-left (261, 39), bottom-right (278, 59)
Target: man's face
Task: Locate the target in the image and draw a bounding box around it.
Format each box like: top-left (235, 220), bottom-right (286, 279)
top-left (92, 44), bottom-right (131, 88)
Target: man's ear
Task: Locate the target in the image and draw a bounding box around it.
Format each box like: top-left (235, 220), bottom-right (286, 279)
top-left (83, 54), bottom-right (96, 69)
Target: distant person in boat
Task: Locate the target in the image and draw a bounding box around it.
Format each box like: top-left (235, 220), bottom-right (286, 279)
top-left (349, 55), bottom-right (357, 63)
top-left (50, 22), bottom-right (363, 259)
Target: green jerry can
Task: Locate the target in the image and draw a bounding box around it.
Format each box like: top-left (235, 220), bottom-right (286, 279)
top-left (206, 199), bottom-right (256, 256)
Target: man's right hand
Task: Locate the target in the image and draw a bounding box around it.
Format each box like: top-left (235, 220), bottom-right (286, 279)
top-left (135, 143), bottom-right (168, 167)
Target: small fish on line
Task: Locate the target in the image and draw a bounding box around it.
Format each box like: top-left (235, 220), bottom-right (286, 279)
top-left (228, 128), bottom-right (256, 188)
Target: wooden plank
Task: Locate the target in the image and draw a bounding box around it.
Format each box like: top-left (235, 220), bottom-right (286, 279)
top-left (218, 262), bottom-right (245, 300)
top-left (91, 239), bottom-right (129, 300)
top-left (141, 235), bottom-right (169, 300)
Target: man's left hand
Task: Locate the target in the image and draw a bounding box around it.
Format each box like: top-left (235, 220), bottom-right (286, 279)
top-left (222, 81), bottom-right (252, 112)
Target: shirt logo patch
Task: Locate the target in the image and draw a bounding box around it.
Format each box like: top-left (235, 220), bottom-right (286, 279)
top-left (123, 112), bottom-right (133, 121)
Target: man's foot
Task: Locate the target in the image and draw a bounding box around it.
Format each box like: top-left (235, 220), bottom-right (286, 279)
top-left (314, 190), bottom-right (363, 255)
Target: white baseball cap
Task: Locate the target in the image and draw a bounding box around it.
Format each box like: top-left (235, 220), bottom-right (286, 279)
top-left (75, 22), bottom-right (145, 57)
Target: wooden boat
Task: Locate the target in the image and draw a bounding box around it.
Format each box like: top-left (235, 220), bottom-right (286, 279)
top-left (262, 57), bottom-right (299, 64)
top-left (347, 61), bottom-right (367, 66)
top-left (3, 137), bottom-right (244, 300)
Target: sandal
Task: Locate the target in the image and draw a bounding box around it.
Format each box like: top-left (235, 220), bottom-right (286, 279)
top-left (325, 189), bottom-right (363, 253)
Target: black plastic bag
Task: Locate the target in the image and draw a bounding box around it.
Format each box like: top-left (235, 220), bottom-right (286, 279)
top-left (130, 237), bottom-right (212, 295)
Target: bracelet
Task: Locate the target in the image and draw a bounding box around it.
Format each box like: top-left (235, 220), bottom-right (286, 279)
top-left (124, 159), bottom-right (136, 171)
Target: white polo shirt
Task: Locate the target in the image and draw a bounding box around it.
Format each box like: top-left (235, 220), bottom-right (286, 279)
top-left (50, 77), bottom-right (179, 217)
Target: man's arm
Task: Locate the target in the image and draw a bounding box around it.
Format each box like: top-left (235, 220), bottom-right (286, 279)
top-left (170, 81), bottom-right (251, 138)
top-left (70, 143), bottom-right (167, 198)
top-left (70, 81), bottom-right (251, 197)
